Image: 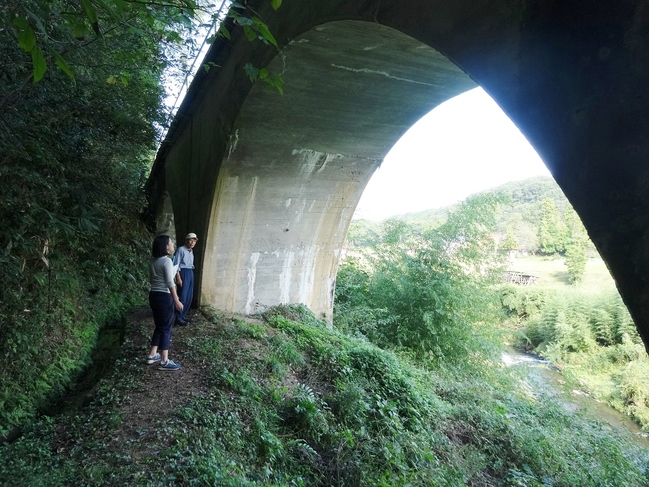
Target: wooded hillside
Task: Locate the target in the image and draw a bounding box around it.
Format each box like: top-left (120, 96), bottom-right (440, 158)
top-left (351, 175), bottom-right (592, 257)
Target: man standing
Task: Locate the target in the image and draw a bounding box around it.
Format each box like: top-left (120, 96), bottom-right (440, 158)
top-left (173, 232), bottom-right (197, 326)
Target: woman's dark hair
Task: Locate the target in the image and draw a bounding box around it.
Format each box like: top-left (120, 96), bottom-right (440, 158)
top-left (151, 235), bottom-right (171, 258)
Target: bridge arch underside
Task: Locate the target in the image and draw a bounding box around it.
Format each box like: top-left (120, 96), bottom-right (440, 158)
top-left (153, 0), bottom-right (649, 347)
top-left (201, 21), bottom-right (476, 320)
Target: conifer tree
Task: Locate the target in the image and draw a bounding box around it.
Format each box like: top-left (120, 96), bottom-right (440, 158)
top-left (565, 239), bottom-right (587, 283)
top-left (537, 198), bottom-right (567, 254)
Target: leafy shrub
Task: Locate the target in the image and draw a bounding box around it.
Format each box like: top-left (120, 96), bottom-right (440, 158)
top-left (565, 239), bottom-right (587, 283)
top-left (335, 195), bottom-right (507, 364)
top-left (281, 384), bottom-right (332, 444)
top-left (614, 359), bottom-right (649, 426)
top-left (261, 303), bottom-right (327, 328)
top-left (500, 285), bottom-right (550, 319)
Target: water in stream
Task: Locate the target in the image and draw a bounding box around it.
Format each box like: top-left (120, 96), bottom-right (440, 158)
top-left (502, 350), bottom-right (649, 448)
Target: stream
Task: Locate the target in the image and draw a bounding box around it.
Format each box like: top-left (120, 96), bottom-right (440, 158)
top-left (502, 350), bottom-right (649, 448)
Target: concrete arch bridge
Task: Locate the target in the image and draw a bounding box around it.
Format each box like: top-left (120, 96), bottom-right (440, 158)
top-left (147, 0), bottom-right (649, 347)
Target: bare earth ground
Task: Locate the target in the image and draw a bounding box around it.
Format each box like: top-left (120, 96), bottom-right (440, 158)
top-left (48, 306), bottom-right (253, 467)
top-left (107, 307), bottom-right (210, 455)
top-left (508, 256), bottom-right (615, 290)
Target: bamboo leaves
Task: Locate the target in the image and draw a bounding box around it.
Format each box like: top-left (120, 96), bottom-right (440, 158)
top-left (13, 16), bottom-right (49, 82)
top-left (10, 0), bottom-right (283, 91)
top-left (79, 0), bottom-right (100, 35)
top-left (31, 46), bottom-right (47, 82)
top-left (14, 17), bottom-right (36, 52)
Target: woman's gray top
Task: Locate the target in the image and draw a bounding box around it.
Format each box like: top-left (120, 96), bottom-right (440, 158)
top-left (149, 256), bottom-right (176, 293)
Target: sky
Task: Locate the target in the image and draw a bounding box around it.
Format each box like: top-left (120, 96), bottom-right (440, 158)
top-left (353, 87), bottom-right (552, 221)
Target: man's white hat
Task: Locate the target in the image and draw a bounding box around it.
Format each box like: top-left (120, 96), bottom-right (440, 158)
top-left (185, 233), bottom-right (198, 240)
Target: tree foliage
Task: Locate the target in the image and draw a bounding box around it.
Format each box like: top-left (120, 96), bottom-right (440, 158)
top-left (565, 238), bottom-right (587, 283)
top-left (3, 0), bottom-right (205, 84)
top-left (336, 194), bottom-right (507, 363)
top-left (501, 226), bottom-right (519, 252)
top-left (377, 176), bottom-right (597, 257)
top-left (537, 198), bottom-right (567, 255)
top-left (1, 0), bottom-right (172, 301)
top-left (0, 0), bottom-right (284, 434)
top-left (4, 0), bottom-right (284, 95)
top-left (0, 0), bottom-right (209, 435)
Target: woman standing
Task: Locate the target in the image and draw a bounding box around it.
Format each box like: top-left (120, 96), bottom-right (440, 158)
top-left (146, 235), bottom-right (183, 371)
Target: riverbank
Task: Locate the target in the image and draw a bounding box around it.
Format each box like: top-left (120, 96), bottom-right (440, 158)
top-left (502, 350), bottom-right (649, 448)
top-left (1, 305), bottom-right (647, 485)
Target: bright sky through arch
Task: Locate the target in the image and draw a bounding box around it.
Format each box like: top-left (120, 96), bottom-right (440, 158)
top-left (353, 87), bottom-right (552, 221)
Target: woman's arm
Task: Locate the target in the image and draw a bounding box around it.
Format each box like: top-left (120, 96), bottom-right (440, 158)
top-left (173, 248), bottom-right (184, 287)
top-left (163, 258), bottom-right (183, 310)
top-left (170, 286), bottom-right (184, 311)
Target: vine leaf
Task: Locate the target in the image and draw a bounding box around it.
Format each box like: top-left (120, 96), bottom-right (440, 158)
top-left (244, 63), bottom-right (259, 80)
top-left (80, 0), bottom-right (101, 35)
top-left (243, 25), bottom-right (257, 41)
top-left (14, 18), bottom-right (37, 52)
top-left (31, 45), bottom-right (47, 82)
top-left (218, 25), bottom-right (231, 40)
top-left (252, 17), bottom-right (278, 48)
top-left (52, 49), bottom-right (75, 82)
top-left (244, 63), bottom-right (283, 94)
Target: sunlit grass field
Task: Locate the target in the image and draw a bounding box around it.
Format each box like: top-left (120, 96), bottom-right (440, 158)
top-left (508, 255), bottom-right (616, 291)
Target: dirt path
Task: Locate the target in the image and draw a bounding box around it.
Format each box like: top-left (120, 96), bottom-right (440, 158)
top-left (51, 306), bottom-right (217, 462)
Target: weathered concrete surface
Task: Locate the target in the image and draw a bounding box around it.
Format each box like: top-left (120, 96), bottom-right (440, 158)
top-left (148, 0), bottom-right (649, 346)
top-left (199, 22), bottom-right (475, 320)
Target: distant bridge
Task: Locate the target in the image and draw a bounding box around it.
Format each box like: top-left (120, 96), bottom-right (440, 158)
top-left (504, 272), bottom-right (539, 286)
top-left (147, 0), bottom-right (649, 348)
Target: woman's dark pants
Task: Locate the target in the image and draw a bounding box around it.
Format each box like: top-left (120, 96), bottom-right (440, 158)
top-left (149, 291), bottom-right (174, 350)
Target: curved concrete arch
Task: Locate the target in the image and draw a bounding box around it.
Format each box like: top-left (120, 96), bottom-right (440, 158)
top-left (200, 20), bottom-right (476, 319)
top-left (148, 0), bottom-right (649, 345)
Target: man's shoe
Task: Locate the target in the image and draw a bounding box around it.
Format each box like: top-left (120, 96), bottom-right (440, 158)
top-left (175, 318), bottom-right (188, 326)
top-left (145, 353), bottom-right (161, 364)
top-left (158, 359), bottom-right (180, 371)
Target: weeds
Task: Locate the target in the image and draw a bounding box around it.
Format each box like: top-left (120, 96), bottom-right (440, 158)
top-left (1, 306), bottom-right (647, 486)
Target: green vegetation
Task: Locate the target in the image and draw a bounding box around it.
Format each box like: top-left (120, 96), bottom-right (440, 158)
top-left (0, 0), bottom-right (283, 438)
top-left (336, 195), bottom-right (506, 363)
top-left (502, 265), bottom-right (649, 430)
top-left (1, 306), bottom-right (647, 485)
top-left (537, 198), bottom-right (567, 255)
top-left (2, 4), bottom-right (648, 482)
top-left (335, 179), bottom-right (649, 482)
top-left (361, 175), bottom-right (649, 433)
top-left (390, 175), bottom-right (595, 260)
top-left (5, 0), bottom-right (284, 97)
top-left (501, 226), bottom-right (519, 253)
top-left (1, 0), bottom-right (173, 436)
